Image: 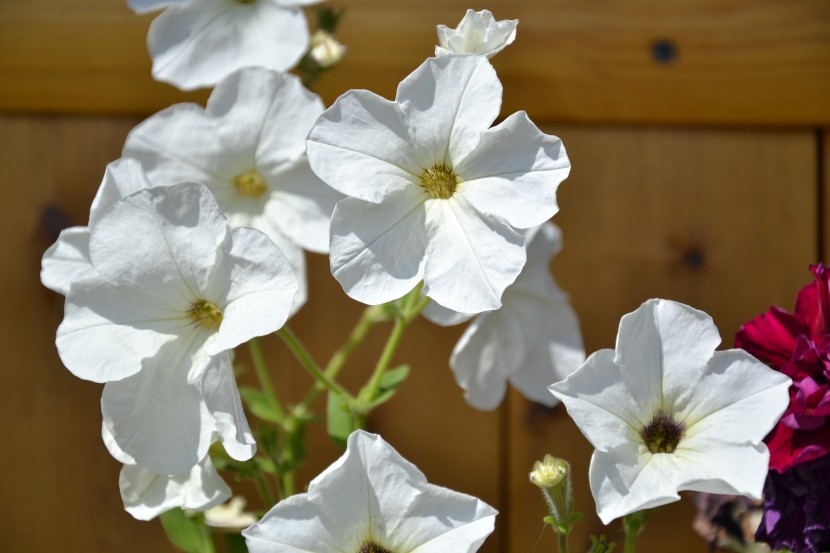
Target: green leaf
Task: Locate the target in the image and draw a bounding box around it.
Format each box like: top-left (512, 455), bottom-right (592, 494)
top-left (361, 365), bottom-right (411, 409)
top-left (159, 510), bottom-right (214, 553)
top-left (327, 390), bottom-right (359, 449)
top-left (379, 365), bottom-right (410, 390)
top-left (239, 387), bottom-right (281, 424)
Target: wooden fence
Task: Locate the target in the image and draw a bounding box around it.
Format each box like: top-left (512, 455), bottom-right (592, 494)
top-left (2, 1), bottom-right (828, 552)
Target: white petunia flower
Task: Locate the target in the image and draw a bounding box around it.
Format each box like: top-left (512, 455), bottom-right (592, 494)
top-left (446, 222), bottom-right (585, 410)
top-left (243, 430), bottom-right (497, 553)
top-left (41, 158), bottom-right (152, 296)
top-left (549, 299), bottom-right (792, 524)
top-left (119, 455), bottom-right (231, 521)
top-left (307, 55), bottom-right (569, 314)
top-left (435, 9), bottom-right (518, 59)
top-left (57, 183), bottom-right (298, 475)
top-left (131, 0), bottom-right (324, 91)
top-left (123, 67), bottom-right (342, 315)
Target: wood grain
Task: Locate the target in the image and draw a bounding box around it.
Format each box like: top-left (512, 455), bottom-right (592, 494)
top-left (506, 126), bottom-right (818, 553)
top-left (2, 1), bottom-right (830, 124)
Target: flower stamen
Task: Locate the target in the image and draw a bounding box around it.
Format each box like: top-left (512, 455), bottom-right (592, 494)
top-left (189, 299), bottom-right (223, 329)
top-left (420, 163), bottom-right (459, 199)
top-left (640, 410), bottom-right (686, 454)
top-left (234, 171), bottom-right (267, 197)
top-left (359, 541), bottom-right (393, 553)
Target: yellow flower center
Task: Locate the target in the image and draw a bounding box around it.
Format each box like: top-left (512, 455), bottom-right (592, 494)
top-left (359, 541), bottom-right (393, 553)
top-left (189, 299), bottom-right (223, 329)
top-left (234, 171), bottom-right (267, 198)
top-left (420, 163), bottom-right (459, 199)
top-left (640, 410), bottom-right (686, 454)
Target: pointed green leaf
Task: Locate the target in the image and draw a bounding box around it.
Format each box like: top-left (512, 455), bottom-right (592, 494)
top-left (159, 510), bottom-right (214, 553)
top-left (327, 390), bottom-right (358, 449)
top-left (239, 387), bottom-right (281, 424)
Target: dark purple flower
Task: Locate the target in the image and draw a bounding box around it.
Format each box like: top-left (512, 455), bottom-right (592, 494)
top-left (755, 454), bottom-right (830, 553)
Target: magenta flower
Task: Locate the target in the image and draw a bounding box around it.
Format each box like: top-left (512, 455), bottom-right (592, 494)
top-left (736, 264), bottom-right (830, 472)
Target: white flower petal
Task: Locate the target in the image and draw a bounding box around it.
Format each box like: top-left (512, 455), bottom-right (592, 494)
top-left (201, 353), bottom-right (256, 461)
top-left (261, 158), bottom-right (343, 254)
top-left (120, 456), bottom-right (231, 521)
top-left (674, 438), bottom-right (769, 498)
top-left (56, 279), bottom-right (185, 383)
top-left (614, 299), bottom-right (722, 410)
top-left (590, 446), bottom-right (683, 524)
top-left (41, 227), bottom-right (96, 296)
top-left (148, 0), bottom-right (309, 90)
top-left (128, 0), bottom-right (183, 15)
top-left (123, 103), bottom-right (238, 184)
top-left (549, 349), bottom-right (646, 451)
top-left (422, 196), bottom-right (524, 313)
top-left (330, 190), bottom-right (428, 305)
top-left (103, 423), bottom-right (136, 465)
top-left (244, 431), bottom-right (496, 553)
top-left (307, 90), bottom-right (423, 202)
top-left (507, 295), bottom-right (585, 407)
top-left (450, 308), bottom-right (523, 410)
top-left (397, 56), bottom-right (502, 166)
top-left (207, 68), bottom-right (324, 168)
top-left (89, 183), bottom-right (228, 298)
top-left (435, 10), bottom-right (518, 59)
top-left (207, 226), bottom-right (297, 354)
top-left (455, 112), bottom-right (568, 228)
top-left (102, 334), bottom-right (215, 475)
top-left (89, 158), bottom-right (154, 227)
top-left (421, 299), bottom-right (475, 327)
top-left (679, 349), bottom-right (791, 443)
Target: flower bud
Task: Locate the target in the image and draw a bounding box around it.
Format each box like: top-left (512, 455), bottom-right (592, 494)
top-left (530, 455), bottom-right (577, 535)
top-left (309, 30), bottom-right (346, 68)
top-left (530, 454), bottom-right (569, 490)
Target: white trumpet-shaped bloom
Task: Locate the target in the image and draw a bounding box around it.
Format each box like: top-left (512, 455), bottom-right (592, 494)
top-left (307, 55), bottom-right (569, 314)
top-left (56, 183), bottom-right (298, 475)
top-left (131, 0), bottom-right (323, 91)
top-left (123, 67), bottom-right (342, 314)
top-left (435, 9), bottom-right (518, 59)
top-left (119, 455), bottom-right (231, 521)
top-left (243, 430), bottom-right (497, 553)
top-left (448, 223), bottom-right (585, 410)
top-left (549, 299), bottom-right (792, 524)
top-left (41, 158), bottom-right (152, 296)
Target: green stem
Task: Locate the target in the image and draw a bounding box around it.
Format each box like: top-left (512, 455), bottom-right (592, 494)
top-left (253, 469), bottom-right (275, 508)
top-left (199, 523), bottom-right (216, 553)
top-left (278, 327), bottom-right (355, 402)
top-left (358, 287), bottom-right (428, 405)
top-left (622, 510), bottom-right (652, 553)
top-left (359, 317), bottom-right (407, 403)
top-left (557, 533), bottom-right (568, 553)
top-left (249, 338), bottom-right (285, 425)
top-left (297, 306), bottom-right (379, 411)
top-left (281, 470), bottom-right (296, 497)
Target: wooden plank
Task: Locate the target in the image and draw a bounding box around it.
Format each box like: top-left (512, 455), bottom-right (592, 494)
top-left (2, 1), bottom-right (830, 124)
top-left (0, 114), bottom-right (503, 551)
top-left (507, 126), bottom-right (818, 552)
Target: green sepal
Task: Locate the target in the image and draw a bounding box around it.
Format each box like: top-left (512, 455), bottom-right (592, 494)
top-left (327, 390), bottom-right (359, 449)
top-left (238, 387), bottom-right (281, 424)
top-left (588, 535), bottom-right (616, 553)
top-left (159, 509), bottom-right (214, 553)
